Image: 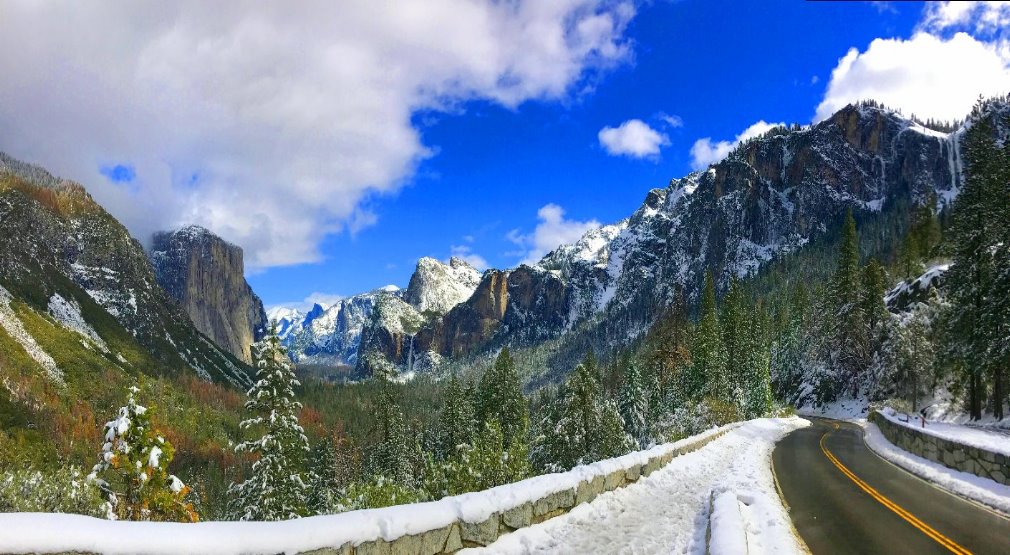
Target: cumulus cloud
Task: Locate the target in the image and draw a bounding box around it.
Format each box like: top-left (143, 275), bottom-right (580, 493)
top-left (598, 119), bottom-right (670, 158)
top-left (507, 204), bottom-right (600, 265)
top-left (449, 244), bottom-right (489, 270)
top-left (919, 1), bottom-right (1010, 37)
top-left (0, 1), bottom-right (635, 268)
top-left (815, 32), bottom-right (1010, 123)
top-left (689, 120), bottom-right (783, 170)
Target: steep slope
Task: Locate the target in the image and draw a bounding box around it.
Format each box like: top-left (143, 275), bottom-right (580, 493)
top-left (357, 102), bottom-right (969, 379)
top-left (149, 226), bottom-right (268, 364)
top-left (0, 152), bottom-right (252, 388)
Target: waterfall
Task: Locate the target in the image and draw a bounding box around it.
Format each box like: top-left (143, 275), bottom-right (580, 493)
top-left (407, 334), bottom-right (414, 374)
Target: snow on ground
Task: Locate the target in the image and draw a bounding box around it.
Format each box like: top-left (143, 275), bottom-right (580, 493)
top-left (797, 397), bottom-right (869, 420)
top-left (879, 408), bottom-right (1010, 457)
top-left (47, 293), bottom-right (108, 352)
top-left (466, 417), bottom-right (809, 555)
top-left (0, 425), bottom-right (742, 555)
top-left (0, 285), bottom-right (63, 384)
top-left (862, 422), bottom-right (1010, 515)
top-left (923, 397), bottom-right (1010, 432)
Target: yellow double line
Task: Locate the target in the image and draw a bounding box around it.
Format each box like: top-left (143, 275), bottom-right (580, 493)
top-left (819, 424), bottom-right (972, 555)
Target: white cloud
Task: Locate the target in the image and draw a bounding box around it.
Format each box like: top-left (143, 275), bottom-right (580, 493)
top-left (449, 244), bottom-right (488, 270)
top-left (919, 1), bottom-right (1010, 37)
top-left (508, 204), bottom-right (600, 265)
top-left (815, 32), bottom-right (1010, 123)
top-left (0, 1), bottom-right (635, 268)
top-left (598, 119), bottom-right (669, 158)
top-left (658, 113), bottom-right (684, 128)
top-left (268, 291), bottom-right (344, 312)
top-left (689, 120), bottom-right (783, 170)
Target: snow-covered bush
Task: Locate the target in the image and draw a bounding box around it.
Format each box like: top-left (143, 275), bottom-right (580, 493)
top-left (336, 475), bottom-right (426, 511)
top-left (87, 386), bottom-right (197, 522)
top-left (422, 419), bottom-right (530, 499)
top-left (0, 467), bottom-right (105, 516)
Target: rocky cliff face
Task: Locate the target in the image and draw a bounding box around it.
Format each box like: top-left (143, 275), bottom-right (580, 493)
top-left (0, 152), bottom-right (251, 387)
top-left (355, 101), bottom-right (978, 379)
top-left (405, 257), bottom-right (482, 315)
top-left (149, 226), bottom-right (267, 364)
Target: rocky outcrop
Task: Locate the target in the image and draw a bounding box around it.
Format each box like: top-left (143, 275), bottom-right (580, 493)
top-left (405, 257), bottom-right (481, 315)
top-left (0, 152), bottom-right (251, 387)
top-left (149, 226), bottom-right (267, 364)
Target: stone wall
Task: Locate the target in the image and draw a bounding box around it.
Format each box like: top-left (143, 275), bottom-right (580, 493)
top-left (302, 428), bottom-right (732, 555)
top-left (870, 411), bottom-right (1010, 486)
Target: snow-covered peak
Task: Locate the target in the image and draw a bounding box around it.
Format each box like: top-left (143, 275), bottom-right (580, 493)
top-left (404, 256), bottom-right (481, 315)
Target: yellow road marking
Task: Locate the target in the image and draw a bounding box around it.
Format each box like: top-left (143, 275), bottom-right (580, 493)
top-left (819, 425), bottom-right (972, 555)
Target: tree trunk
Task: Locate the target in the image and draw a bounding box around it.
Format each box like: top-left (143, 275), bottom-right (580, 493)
top-left (971, 368), bottom-right (982, 421)
top-left (994, 366), bottom-right (1005, 421)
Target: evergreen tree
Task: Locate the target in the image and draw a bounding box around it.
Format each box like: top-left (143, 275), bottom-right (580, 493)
top-left (308, 437), bottom-right (341, 515)
top-left (688, 271), bottom-right (728, 401)
top-left (618, 361), bottom-right (650, 448)
top-left (741, 304), bottom-right (773, 418)
top-left (831, 209), bottom-right (868, 389)
top-left (425, 419), bottom-right (531, 498)
top-left (230, 327), bottom-right (310, 521)
top-left (894, 305), bottom-right (936, 412)
top-left (643, 286), bottom-right (692, 389)
top-left (371, 376), bottom-right (414, 486)
top-left (87, 386), bottom-right (197, 522)
top-left (943, 98), bottom-right (1006, 420)
top-left (438, 374), bottom-right (475, 458)
top-left (476, 347), bottom-right (529, 448)
top-left (720, 278), bottom-right (748, 407)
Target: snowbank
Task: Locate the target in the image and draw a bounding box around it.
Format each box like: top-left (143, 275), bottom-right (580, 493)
top-left (0, 424), bottom-right (735, 555)
top-left (797, 397), bottom-right (868, 421)
top-left (879, 407), bottom-right (1010, 457)
top-left (863, 422), bottom-right (1010, 515)
top-left (465, 417), bottom-right (809, 554)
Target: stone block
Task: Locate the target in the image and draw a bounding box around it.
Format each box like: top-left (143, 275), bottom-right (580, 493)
top-left (604, 469), bottom-right (625, 490)
top-left (624, 463), bottom-right (641, 482)
top-left (390, 532), bottom-right (424, 554)
top-left (418, 525), bottom-right (452, 555)
top-left (301, 545), bottom-right (352, 555)
top-left (460, 514), bottom-right (500, 546)
top-left (355, 539), bottom-right (392, 555)
top-left (502, 501), bottom-right (533, 529)
top-left (444, 523), bottom-right (463, 552)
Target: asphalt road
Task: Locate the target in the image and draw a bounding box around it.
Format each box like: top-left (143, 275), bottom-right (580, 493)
top-left (773, 418), bottom-right (1010, 554)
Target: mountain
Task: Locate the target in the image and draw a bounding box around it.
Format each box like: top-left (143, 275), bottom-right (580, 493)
top-left (266, 287), bottom-right (396, 367)
top-left (0, 151), bottom-right (253, 387)
top-left (149, 226), bottom-right (268, 364)
top-left (271, 257), bottom-right (482, 369)
top-left (356, 101), bottom-right (973, 380)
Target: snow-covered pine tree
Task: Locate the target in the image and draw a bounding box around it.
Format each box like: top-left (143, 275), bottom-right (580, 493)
top-left (88, 386), bottom-right (197, 522)
top-left (476, 347), bottom-right (528, 448)
top-left (721, 278), bottom-right (747, 405)
top-left (438, 373), bottom-right (475, 458)
top-left (943, 98), bottom-right (1006, 420)
top-left (372, 376), bottom-right (415, 486)
top-left (229, 326), bottom-right (310, 521)
top-left (308, 437), bottom-right (341, 515)
top-left (618, 361), bottom-right (650, 448)
top-left (688, 271), bottom-right (727, 402)
top-left (894, 304), bottom-right (936, 411)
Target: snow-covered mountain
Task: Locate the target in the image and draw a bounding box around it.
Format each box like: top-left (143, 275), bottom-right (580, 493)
top-left (270, 257), bottom-right (481, 366)
top-left (354, 101), bottom-right (988, 380)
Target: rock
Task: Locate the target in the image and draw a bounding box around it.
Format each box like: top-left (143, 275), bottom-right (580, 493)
top-left (354, 539), bottom-right (391, 555)
top-left (443, 522), bottom-right (463, 552)
top-left (149, 225), bottom-right (267, 363)
top-left (460, 514), bottom-right (500, 546)
top-left (502, 501), bottom-right (533, 529)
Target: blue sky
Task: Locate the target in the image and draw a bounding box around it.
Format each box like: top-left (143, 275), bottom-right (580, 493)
top-left (250, 0), bottom-right (925, 307)
top-left (2, 1), bottom-right (1007, 310)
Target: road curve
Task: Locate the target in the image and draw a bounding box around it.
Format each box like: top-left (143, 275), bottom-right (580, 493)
top-left (773, 417), bottom-right (1010, 555)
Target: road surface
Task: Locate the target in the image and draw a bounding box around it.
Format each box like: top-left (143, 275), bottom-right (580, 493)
top-left (773, 418), bottom-right (1010, 554)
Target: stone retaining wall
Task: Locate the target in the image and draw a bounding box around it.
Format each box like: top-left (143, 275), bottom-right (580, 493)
top-left (870, 411), bottom-right (1010, 486)
top-left (304, 428), bottom-right (731, 555)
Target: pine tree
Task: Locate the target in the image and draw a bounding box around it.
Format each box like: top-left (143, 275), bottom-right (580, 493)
top-left (308, 437), bottom-right (341, 515)
top-left (618, 361), bottom-right (650, 448)
top-left (476, 347), bottom-right (528, 448)
top-left (721, 278), bottom-right (748, 407)
top-left (894, 305), bottom-right (936, 412)
top-left (372, 376), bottom-right (414, 486)
top-left (87, 386), bottom-right (197, 522)
top-left (741, 303), bottom-right (773, 418)
top-left (643, 287), bottom-right (692, 390)
top-left (438, 374), bottom-right (475, 458)
top-left (832, 209), bottom-right (868, 390)
top-left (943, 98), bottom-right (1006, 420)
top-left (230, 326), bottom-right (310, 521)
top-left (688, 271), bottom-right (728, 402)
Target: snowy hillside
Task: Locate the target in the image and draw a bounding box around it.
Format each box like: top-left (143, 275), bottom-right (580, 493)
top-left (405, 257), bottom-right (482, 315)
